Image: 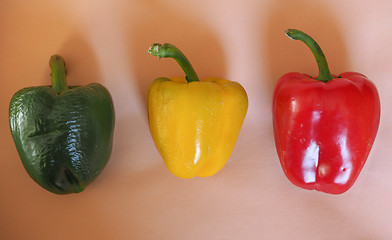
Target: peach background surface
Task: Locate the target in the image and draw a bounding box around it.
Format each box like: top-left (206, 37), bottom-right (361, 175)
top-left (1, 0), bottom-right (392, 239)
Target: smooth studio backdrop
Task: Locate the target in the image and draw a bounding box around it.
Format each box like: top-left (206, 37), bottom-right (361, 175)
top-left (1, 0), bottom-right (392, 239)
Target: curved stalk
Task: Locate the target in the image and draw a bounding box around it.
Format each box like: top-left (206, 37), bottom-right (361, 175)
top-left (285, 29), bottom-right (334, 82)
top-left (148, 43), bottom-right (200, 83)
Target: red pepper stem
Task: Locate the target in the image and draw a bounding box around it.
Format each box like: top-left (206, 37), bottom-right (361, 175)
top-left (285, 29), bottom-right (334, 83)
top-left (49, 55), bottom-right (68, 94)
top-left (148, 43), bottom-right (200, 83)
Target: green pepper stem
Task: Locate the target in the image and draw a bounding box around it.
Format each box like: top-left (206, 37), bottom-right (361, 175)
top-left (285, 29), bottom-right (334, 82)
top-left (49, 55), bottom-right (68, 94)
top-left (148, 43), bottom-right (200, 83)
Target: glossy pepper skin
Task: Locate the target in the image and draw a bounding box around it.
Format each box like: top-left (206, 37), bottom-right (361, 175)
top-left (147, 43), bottom-right (248, 178)
top-left (272, 29), bottom-right (380, 194)
top-left (9, 55), bottom-right (115, 194)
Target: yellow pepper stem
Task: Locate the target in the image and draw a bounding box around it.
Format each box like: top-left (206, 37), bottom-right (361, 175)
top-left (148, 43), bottom-right (200, 83)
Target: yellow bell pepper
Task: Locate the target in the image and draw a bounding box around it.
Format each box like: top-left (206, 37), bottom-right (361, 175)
top-left (147, 43), bottom-right (248, 178)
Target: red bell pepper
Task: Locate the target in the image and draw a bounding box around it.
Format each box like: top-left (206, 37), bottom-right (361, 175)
top-left (272, 29), bottom-right (380, 194)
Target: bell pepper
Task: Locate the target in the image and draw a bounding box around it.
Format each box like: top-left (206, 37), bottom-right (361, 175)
top-left (9, 55), bottom-right (115, 194)
top-left (147, 43), bottom-right (248, 178)
top-left (272, 29), bottom-right (380, 194)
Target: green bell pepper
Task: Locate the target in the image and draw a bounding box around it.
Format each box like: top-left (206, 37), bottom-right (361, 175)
top-left (9, 55), bottom-right (115, 194)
